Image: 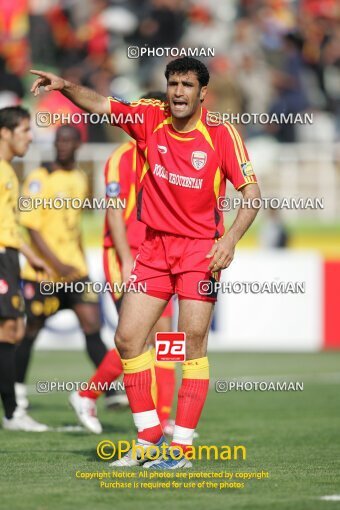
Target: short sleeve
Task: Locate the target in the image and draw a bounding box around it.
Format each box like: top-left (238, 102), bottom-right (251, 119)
top-left (220, 123), bottom-right (257, 190)
top-left (104, 143), bottom-right (134, 200)
top-left (108, 97), bottom-right (165, 142)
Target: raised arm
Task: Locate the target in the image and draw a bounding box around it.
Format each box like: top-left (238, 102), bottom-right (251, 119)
top-left (30, 70), bottom-right (110, 115)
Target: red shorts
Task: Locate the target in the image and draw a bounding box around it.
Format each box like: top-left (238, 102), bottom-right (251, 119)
top-left (103, 246), bottom-right (173, 317)
top-left (131, 228), bottom-right (221, 303)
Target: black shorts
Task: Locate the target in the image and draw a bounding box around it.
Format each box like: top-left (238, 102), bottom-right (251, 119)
top-left (0, 247), bottom-right (25, 320)
top-left (22, 277), bottom-right (99, 322)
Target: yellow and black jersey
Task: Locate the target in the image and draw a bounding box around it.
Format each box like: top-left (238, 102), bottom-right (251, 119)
top-left (0, 159), bottom-right (21, 250)
top-left (20, 166), bottom-right (88, 281)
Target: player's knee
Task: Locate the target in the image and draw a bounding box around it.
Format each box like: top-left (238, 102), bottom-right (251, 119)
top-left (184, 327), bottom-right (206, 358)
top-left (114, 328), bottom-right (131, 356)
top-left (114, 330), bottom-right (124, 353)
top-left (185, 326), bottom-right (205, 343)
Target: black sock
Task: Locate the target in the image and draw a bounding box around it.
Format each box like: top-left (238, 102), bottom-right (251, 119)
top-left (0, 343), bottom-right (17, 419)
top-left (85, 331), bottom-right (107, 367)
top-left (15, 334), bottom-right (36, 384)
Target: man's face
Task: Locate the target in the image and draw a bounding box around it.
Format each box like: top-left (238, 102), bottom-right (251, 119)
top-left (167, 71), bottom-right (207, 120)
top-left (55, 128), bottom-right (80, 163)
top-left (6, 118), bottom-right (32, 157)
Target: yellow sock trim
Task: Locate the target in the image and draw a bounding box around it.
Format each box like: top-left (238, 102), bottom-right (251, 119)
top-left (182, 357), bottom-right (209, 380)
top-left (121, 350), bottom-right (153, 374)
top-left (155, 360), bottom-right (176, 370)
top-left (151, 346), bottom-right (176, 370)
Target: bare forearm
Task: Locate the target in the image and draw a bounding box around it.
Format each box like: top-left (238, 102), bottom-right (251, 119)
top-left (207, 183), bottom-right (261, 271)
top-left (227, 183), bottom-right (261, 244)
top-left (62, 81), bottom-right (109, 114)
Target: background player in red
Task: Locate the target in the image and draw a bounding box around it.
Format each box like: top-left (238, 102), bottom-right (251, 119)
top-left (70, 92), bottom-right (177, 436)
top-left (31, 57), bottom-right (261, 469)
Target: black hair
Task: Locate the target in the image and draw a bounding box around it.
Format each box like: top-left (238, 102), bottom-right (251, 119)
top-left (140, 91), bottom-right (167, 102)
top-left (0, 106), bottom-right (30, 131)
top-left (55, 124), bottom-right (82, 141)
top-left (165, 57), bottom-right (210, 87)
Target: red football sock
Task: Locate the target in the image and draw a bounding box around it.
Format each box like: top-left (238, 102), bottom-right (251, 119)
top-left (171, 357), bottom-right (209, 452)
top-left (79, 348), bottom-right (123, 400)
top-left (122, 350), bottom-right (163, 444)
top-left (154, 361), bottom-right (176, 425)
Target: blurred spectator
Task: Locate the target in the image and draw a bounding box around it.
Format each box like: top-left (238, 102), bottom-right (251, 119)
top-left (269, 33), bottom-right (309, 142)
top-left (0, 0), bottom-right (338, 142)
top-left (0, 56), bottom-right (25, 108)
top-left (259, 206), bottom-right (289, 249)
top-left (0, 0), bottom-right (30, 75)
top-left (76, 0), bottom-right (110, 64)
top-left (129, 0), bottom-right (185, 86)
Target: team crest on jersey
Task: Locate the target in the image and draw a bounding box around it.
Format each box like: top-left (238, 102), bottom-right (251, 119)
top-left (241, 161), bottom-right (254, 177)
top-left (191, 151), bottom-right (207, 170)
top-left (5, 181), bottom-right (13, 190)
top-left (106, 182), bottom-right (120, 197)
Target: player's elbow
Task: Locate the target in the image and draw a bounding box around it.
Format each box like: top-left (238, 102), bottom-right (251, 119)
top-left (241, 183), bottom-right (262, 213)
top-left (242, 182), bottom-right (261, 201)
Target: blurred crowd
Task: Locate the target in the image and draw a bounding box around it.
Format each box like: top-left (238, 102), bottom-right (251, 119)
top-left (0, 0), bottom-right (339, 142)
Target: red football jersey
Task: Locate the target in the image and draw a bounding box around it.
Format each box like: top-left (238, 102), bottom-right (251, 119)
top-left (108, 97), bottom-right (257, 239)
top-left (103, 140), bottom-right (146, 249)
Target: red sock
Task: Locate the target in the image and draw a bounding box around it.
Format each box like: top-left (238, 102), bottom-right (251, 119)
top-left (171, 357), bottom-right (209, 452)
top-left (79, 348), bottom-right (123, 399)
top-left (122, 351), bottom-right (163, 444)
top-left (154, 362), bottom-right (176, 425)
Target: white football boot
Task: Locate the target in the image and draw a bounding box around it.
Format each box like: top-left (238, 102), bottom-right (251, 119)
top-left (2, 407), bottom-right (48, 432)
top-left (144, 447), bottom-right (193, 469)
top-left (69, 391), bottom-right (102, 434)
top-left (110, 437), bottom-right (167, 467)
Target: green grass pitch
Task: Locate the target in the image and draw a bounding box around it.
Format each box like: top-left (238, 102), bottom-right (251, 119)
top-left (1, 351), bottom-right (339, 510)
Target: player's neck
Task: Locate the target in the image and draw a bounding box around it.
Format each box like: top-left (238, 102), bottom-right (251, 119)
top-left (0, 142), bottom-right (14, 163)
top-left (171, 107), bottom-right (202, 133)
top-left (54, 159), bottom-right (75, 170)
